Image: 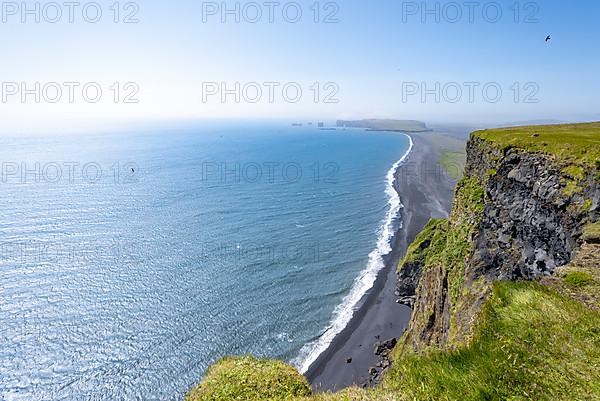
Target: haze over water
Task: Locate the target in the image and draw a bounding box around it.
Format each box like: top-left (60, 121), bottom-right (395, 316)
top-left (0, 123), bottom-right (410, 400)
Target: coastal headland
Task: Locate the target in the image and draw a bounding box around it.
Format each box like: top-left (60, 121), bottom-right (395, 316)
top-left (336, 119), bottom-right (432, 133)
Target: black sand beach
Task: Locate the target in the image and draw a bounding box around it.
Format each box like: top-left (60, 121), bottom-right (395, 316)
top-left (305, 133), bottom-right (457, 391)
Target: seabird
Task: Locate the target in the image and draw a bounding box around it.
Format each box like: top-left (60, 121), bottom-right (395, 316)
top-left (545, 35), bottom-right (551, 42)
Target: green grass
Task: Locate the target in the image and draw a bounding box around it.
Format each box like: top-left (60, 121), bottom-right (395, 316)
top-left (439, 150), bottom-right (467, 180)
top-left (564, 271), bottom-right (595, 288)
top-left (442, 177), bottom-right (486, 305)
top-left (547, 247), bottom-right (600, 311)
top-left (186, 356), bottom-right (311, 401)
top-left (473, 122), bottom-right (600, 168)
top-left (381, 281), bottom-right (600, 401)
top-left (399, 218), bottom-right (449, 270)
top-left (563, 165), bottom-right (586, 181)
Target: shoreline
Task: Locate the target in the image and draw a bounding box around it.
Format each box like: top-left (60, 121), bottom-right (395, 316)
top-left (304, 133), bottom-right (456, 391)
top-left (294, 134), bottom-right (413, 374)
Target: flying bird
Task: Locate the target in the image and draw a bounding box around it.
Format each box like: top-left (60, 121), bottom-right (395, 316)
top-left (545, 35), bottom-right (551, 42)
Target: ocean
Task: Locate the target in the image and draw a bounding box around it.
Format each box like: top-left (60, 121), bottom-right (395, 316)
top-left (0, 122), bottom-right (412, 400)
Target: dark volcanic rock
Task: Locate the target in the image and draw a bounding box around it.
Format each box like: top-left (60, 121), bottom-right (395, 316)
top-left (396, 244), bottom-right (430, 297)
top-left (374, 338), bottom-right (396, 355)
top-left (370, 337), bottom-right (398, 385)
top-left (466, 137), bottom-right (598, 280)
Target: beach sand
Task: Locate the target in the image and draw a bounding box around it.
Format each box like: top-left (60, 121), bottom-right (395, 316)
top-left (305, 133), bottom-right (457, 391)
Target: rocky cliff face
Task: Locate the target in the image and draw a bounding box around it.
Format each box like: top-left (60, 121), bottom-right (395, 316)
top-left (466, 136), bottom-right (598, 280)
top-left (398, 132), bottom-right (600, 352)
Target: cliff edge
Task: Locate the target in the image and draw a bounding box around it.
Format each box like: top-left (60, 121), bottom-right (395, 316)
top-left (398, 122), bottom-right (600, 353)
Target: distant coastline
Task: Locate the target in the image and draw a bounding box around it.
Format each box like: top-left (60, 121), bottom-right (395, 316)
top-left (336, 119), bottom-right (432, 133)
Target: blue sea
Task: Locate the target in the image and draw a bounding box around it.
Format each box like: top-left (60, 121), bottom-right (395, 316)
top-left (0, 122), bottom-right (412, 400)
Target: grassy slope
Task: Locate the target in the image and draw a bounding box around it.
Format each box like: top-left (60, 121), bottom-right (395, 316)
top-left (186, 356), bottom-right (311, 401)
top-left (381, 281), bottom-right (600, 401)
top-left (474, 122), bottom-right (600, 168)
top-left (399, 218), bottom-right (449, 269)
top-left (544, 244), bottom-right (600, 312)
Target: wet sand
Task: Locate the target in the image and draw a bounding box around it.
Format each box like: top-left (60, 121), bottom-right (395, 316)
top-left (305, 133), bottom-right (456, 391)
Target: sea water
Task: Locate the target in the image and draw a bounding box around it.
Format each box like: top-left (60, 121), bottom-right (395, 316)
top-left (0, 122), bottom-right (411, 400)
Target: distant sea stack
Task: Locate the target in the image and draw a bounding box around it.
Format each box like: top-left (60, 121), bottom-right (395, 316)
top-left (336, 119), bottom-right (431, 133)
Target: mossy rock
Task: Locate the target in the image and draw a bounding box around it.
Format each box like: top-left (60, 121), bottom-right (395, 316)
top-left (583, 222), bottom-right (600, 243)
top-left (186, 356), bottom-right (311, 401)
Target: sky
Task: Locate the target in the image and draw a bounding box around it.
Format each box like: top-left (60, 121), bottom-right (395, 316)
top-left (1, 0), bottom-right (599, 132)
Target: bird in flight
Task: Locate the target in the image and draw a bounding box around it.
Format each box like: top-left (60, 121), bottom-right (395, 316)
top-left (545, 35), bottom-right (551, 42)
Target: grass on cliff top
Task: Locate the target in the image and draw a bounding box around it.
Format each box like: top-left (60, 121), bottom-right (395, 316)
top-left (186, 356), bottom-right (311, 401)
top-left (188, 281), bottom-right (600, 401)
top-left (473, 122), bottom-right (600, 168)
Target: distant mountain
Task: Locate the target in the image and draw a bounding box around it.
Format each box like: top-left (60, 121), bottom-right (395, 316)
top-left (336, 119), bottom-right (430, 132)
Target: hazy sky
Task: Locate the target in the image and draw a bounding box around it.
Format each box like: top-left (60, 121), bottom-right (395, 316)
top-left (1, 0), bottom-right (599, 131)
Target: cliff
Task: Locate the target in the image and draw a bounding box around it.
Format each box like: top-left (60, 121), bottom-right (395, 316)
top-left (398, 122), bottom-right (600, 352)
top-left (187, 122), bottom-right (600, 401)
